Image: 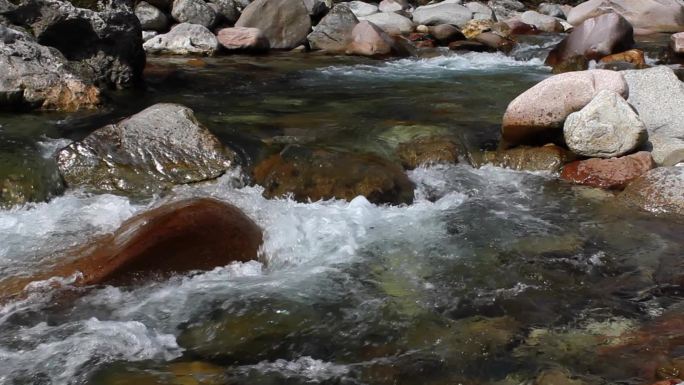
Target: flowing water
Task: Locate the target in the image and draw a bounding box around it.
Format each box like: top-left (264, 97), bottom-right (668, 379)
top-left (0, 40), bottom-right (683, 385)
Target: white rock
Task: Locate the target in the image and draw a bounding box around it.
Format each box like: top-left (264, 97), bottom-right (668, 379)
top-left (143, 23), bottom-right (219, 55)
top-left (347, 1), bottom-right (379, 17)
top-left (413, 1), bottom-right (473, 27)
top-left (359, 11), bottom-right (414, 34)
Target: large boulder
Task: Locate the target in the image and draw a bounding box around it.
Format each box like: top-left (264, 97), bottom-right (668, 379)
top-left (346, 20), bottom-right (411, 57)
top-left (135, 1), bottom-right (169, 31)
top-left (0, 25), bottom-right (100, 111)
top-left (252, 146), bottom-right (415, 205)
top-left (563, 90), bottom-right (647, 158)
top-left (0, 198), bottom-right (263, 298)
top-left (56, 103), bottom-right (236, 195)
top-left (347, 0), bottom-right (378, 17)
top-left (560, 151), bottom-right (655, 190)
top-left (235, 0), bottom-right (311, 49)
top-left (359, 11), bottom-right (414, 34)
top-left (307, 3), bottom-right (359, 51)
top-left (623, 66), bottom-right (684, 166)
top-left (413, 1), bottom-right (473, 28)
top-left (217, 27), bottom-right (270, 51)
top-left (143, 23), bottom-right (219, 55)
top-left (567, 0), bottom-right (684, 35)
top-left (465, 2), bottom-right (496, 20)
top-left (171, 0), bottom-right (218, 28)
top-left (208, 0), bottom-right (240, 24)
top-left (620, 166), bottom-right (684, 215)
top-left (3, 0), bottom-right (145, 88)
top-left (520, 10), bottom-right (563, 32)
top-left (501, 70), bottom-right (628, 147)
top-left (545, 13), bottom-right (634, 71)
top-left (480, 145), bottom-right (573, 173)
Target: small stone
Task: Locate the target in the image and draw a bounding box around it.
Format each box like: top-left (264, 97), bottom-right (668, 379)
top-left (143, 23), bottom-right (219, 55)
top-left (396, 136), bottom-right (460, 169)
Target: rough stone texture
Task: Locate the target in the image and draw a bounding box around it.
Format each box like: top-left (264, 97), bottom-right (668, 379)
top-left (135, 1), bottom-right (169, 31)
top-left (620, 166), bottom-right (684, 215)
top-left (598, 48), bottom-right (646, 68)
top-left (520, 10), bottom-right (563, 32)
top-left (505, 18), bottom-right (538, 35)
top-left (0, 198), bottom-right (263, 298)
top-left (307, 4), bottom-right (358, 51)
top-left (253, 146), bottom-right (415, 205)
top-left (143, 23), bottom-right (219, 55)
top-left (567, 0), bottom-right (684, 35)
top-left (623, 66), bottom-right (684, 166)
top-left (465, 2), bottom-right (495, 20)
top-left (462, 18), bottom-right (493, 38)
top-left (346, 20), bottom-right (410, 57)
top-left (56, 103), bottom-right (235, 195)
top-left (672, 32), bottom-right (684, 54)
top-left (217, 27), bottom-right (270, 51)
top-left (4, 0), bottom-right (145, 89)
top-left (0, 25), bottom-right (100, 111)
top-left (235, 0), bottom-right (311, 50)
top-left (359, 10), bottom-right (414, 34)
top-left (396, 136), bottom-right (460, 169)
top-left (561, 151), bottom-right (655, 190)
top-left (487, 0), bottom-right (524, 20)
top-left (481, 145), bottom-right (573, 173)
top-left (302, 0), bottom-right (329, 19)
top-left (545, 13), bottom-right (634, 69)
top-left (413, 2), bottom-right (473, 28)
top-left (347, 0), bottom-right (378, 17)
top-left (563, 90), bottom-right (647, 158)
top-left (171, 0), bottom-right (217, 28)
top-left (538, 2), bottom-right (565, 19)
top-left (501, 70), bottom-right (628, 147)
top-left (209, 0), bottom-right (240, 24)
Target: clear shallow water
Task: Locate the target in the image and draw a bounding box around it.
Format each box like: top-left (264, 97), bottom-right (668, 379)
top-left (0, 46), bottom-right (683, 385)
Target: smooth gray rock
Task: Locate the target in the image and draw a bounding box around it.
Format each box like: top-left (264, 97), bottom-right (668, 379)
top-left (143, 22), bottom-right (219, 55)
top-left (359, 10), bottom-right (414, 34)
top-left (520, 10), bottom-right (563, 32)
top-left (142, 30), bottom-right (159, 41)
top-left (308, 4), bottom-right (358, 51)
top-left (135, 1), bottom-right (169, 31)
top-left (378, 0), bottom-right (409, 13)
top-left (487, 0), bottom-right (524, 20)
top-left (623, 66), bottom-right (684, 166)
top-left (413, 1), bottom-right (473, 28)
top-left (347, 0), bottom-right (378, 17)
top-left (171, 0), bottom-right (218, 28)
top-left (620, 166), bottom-right (684, 215)
top-left (56, 103), bottom-right (236, 195)
top-left (538, 2), bottom-right (565, 19)
top-left (208, 0), bottom-right (240, 24)
top-left (564, 90), bottom-right (647, 158)
top-left (235, 0), bottom-right (311, 49)
top-left (465, 2), bottom-right (495, 20)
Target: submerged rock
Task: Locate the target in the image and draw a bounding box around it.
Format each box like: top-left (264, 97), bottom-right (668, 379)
top-left (567, 0), bottom-right (684, 35)
top-left (56, 103), bottom-right (236, 195)
top-left (501, 70), bottom-right (628, 147)
top-left (545, 13), bottom-right (634, 72)
top-left (0, 152), bottom-right (64, 208)
top-left (563, 90), bottom-right (647, 158)
top-left (144, 23), bottom-right (219, 55)
top-left (413, 1), bottom-right (473, 28)
top-left (92, 361), bottom-right (227, 385)
top-left (235, 0), bottom-right (312, 50)
top-left (620, 166), bottom-right (684, 216)
top-left (481, 145), bottom-right (573, 173)
top-left (396, 136), bottom-right (460, 170)
top-left (561, 151), bottom-right (655, 190)
top-left (217, 27), bottom-right (270, 52)
top-left (252, 145), bottom-right (415, 205)
top-left (0, 25), bottom-right (100, 111)
top-left (307, 3), bottom-right (359, 52)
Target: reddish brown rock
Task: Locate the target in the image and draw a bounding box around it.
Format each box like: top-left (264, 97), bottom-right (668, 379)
top-left (217, 27), bottom-right (270, 51)
top-left (506, 19), bottom-right (539, 35)
top-left (474, 32), bottom-right (515, 53)
top-left (0, 198), bottom-right (263, 299)
top-left (346, 21), bottom-right (411, 57)
top-left (560, 151), bottom-right (655, 190)
top-left (599, 49), bottom-right (646, 67)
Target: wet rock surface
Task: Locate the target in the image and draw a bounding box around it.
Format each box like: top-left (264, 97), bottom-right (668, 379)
top-left (561, 151), bottom-right (655, 189)
top-left (620, 166), bottom-right (684, 215)
top-left (481, 145), bottom-right (573, 173)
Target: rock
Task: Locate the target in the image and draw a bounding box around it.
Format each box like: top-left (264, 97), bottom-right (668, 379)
top-left (217, 27), bottom-right (269, 51)
top-left (0, 198), bottom-right (263, 297)
top-left (252, 146), bottom-right (415, 205)
top-left (520, 10), bottom-right (564, 32)
top-left (461, 18), bottom-right (493, 38)
top-left (501, 70), bottom-right (628, 147)
top-left (474, 31), bottom-right (513, 53)
top-left (563, 90), bottom-right (647, 158)
top-left (4, 0), bottom-right (145, 88)
top-left (465, 1), bottom-right (495, 20)
top-left (545, 13), bottom-right (634, 70)
top-left (428, 24), bottom-right (465, 44)
top-left (538, 2), bottom-right (565, 19)
top-left (535, 369), bottom-right (586, 385)
top-left (235, 0), bottom-right (311, 49)
top-left (672, 32), bottom-right (684, 54)
top-left (0, 152), bottom-right (64, 208)
top-left (348, 0), bottom-right (378, 17)
top-left (623, 66), bottom-right (684, 166)
top-left (135, 1), bottom-right (169, 31)
top-left (308, 3), bottom-right (358, 51)
top-left (143, 23), bottom-right (219, 55)
top-left (346, 20), bottom-right (411, 57)
top-left (550, 55), bottom-right (590, 74)
top-left (303, 0), bottom-right (329, 19)
top-left (561, 151), bottom-right (655, 190)
top-left (487, 0), bottom-right (524, 20)
top-left (359, 11), bottom-right (414, 34)
top-left (448, 39), bottom-right (494, 52)
top-left (396, 136), bottom-right (460, 169)
top-left (378, 0), bottom-right (409, 13)
top-left (142, 30), bottom-right (158, 41)
top-left (208, 0), bottom-right (240, 24)
top-left (567, 0), bottom-right (684, 35)
top-left (171, 0), bottom-right (217, 28)
top-left (505, 18), bottom-right (538, 35)
top-left (92, 361), bottom-right (227, 385)
top-left (56, 103), bottom-right (235, 195)
top-left (413, 1), bottom-right (473, 28)
top-left (0, 25), bottom-right (100, 111)
top-left (620, 166), bottom-right (684, 215)
top-left (598, 48), bottom-right (646, 68)
top-left (481, 145), bottom-right (573, 173)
